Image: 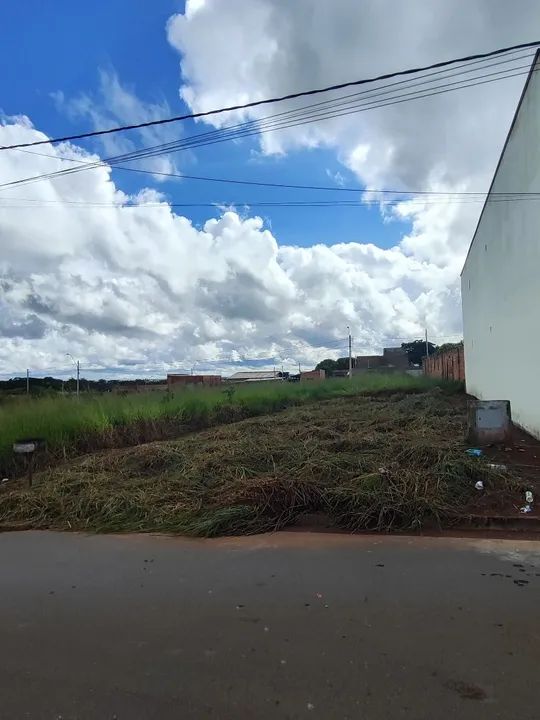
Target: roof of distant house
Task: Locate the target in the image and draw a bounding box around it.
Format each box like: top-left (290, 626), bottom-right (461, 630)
top-left (228, 370), bottom-right (278, 380)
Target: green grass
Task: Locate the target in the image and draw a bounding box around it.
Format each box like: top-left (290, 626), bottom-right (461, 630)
top-left (0, 373), bottom-right (452, 478)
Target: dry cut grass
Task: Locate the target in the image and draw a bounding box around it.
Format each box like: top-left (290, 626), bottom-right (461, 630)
top-left (0, 373), bottom-right (442, 478)
top-left (0, 389), bottom-right (519, 535)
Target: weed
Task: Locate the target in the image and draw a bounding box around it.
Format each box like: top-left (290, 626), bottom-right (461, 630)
top-left (0, 373), bottom-right (448, 478)
top-left (0, 388), bottom-right (517, 535)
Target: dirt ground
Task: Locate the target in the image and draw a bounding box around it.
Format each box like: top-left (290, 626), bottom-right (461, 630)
top-left (474, 424), bottom-right (540, 521)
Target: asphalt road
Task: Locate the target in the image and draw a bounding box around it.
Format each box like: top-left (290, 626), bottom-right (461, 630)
top-left (1, 531), bottom-right (539, 720)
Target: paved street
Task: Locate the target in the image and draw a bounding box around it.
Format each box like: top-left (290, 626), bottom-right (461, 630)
top-left (1, 530), bottom-right (539, 719)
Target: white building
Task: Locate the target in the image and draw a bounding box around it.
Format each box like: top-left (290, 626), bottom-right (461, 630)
top-left (461, 51), bottom-right (540, 438)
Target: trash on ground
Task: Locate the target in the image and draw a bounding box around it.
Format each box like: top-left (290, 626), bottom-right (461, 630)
top-left (520, 505), bottom-right (533, 514)
top-left (1, 478), bottom-right (9, 484)
top-left (474, 481), bottom-right (484, 491)
top-left (487, 463), bottom-right (507, 471)
top-left (466, 448), bottom-right (483, 457)
top-left (525, 490), bottom-right (534, 504)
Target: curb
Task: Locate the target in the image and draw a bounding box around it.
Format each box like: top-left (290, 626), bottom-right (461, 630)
top-left (456, 514), bottom-right (540, 533)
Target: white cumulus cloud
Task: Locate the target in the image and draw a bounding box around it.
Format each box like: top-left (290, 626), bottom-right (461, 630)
top-left (52, 69), bottom-right (182, 179)
top-left (167, 0), bottom-right (540, 266)
top-left (0, 116), bottom-right (460, 376)
top-left (6, 0), bottom-right (538, 376)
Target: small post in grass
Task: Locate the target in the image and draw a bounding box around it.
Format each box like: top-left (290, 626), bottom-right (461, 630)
top-left (13, 438), bottom-right (46, 488)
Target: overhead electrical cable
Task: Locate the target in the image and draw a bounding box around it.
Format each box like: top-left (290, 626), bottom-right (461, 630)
top-left (0, 46), bottom-right (536, 200)
top-left (2, 164), bottom-right (538, 199)
top-left (0, 196), bottom-right (539, 211)
top-left (1, 62), bottom-right (536, 193)
top-left (6, 46), bottom-right (535, 190)
top-left (1, 40), bottom-right (538, 150)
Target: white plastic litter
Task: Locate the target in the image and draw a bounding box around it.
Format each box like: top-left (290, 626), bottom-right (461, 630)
top-left (474, 481), bottom-right (484, 491)
top-left (487, 463), bottom-right (507, 471)
top-left (520, 505), bottom-right (533, 514)
top-left (525, 490), bottom-right (534, 504)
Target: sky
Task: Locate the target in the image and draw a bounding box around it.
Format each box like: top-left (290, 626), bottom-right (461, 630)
top-left (1, 0), bottom-right (539, 379)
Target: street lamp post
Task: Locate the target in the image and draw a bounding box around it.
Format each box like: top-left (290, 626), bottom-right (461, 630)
top-left (66, 353), bottom-right (80, 397)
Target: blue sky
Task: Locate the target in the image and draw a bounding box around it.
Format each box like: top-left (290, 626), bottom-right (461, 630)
top-left (4, 0), bottom-right (524, 379)
top-left (1, 0), bottom-right (407, 250)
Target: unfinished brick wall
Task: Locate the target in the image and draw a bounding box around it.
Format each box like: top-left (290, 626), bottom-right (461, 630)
top-left (167, 374), bottom-right (222, 390)
top-left (423, 345), bottom-right (465, 382)
top-left (300, 369), bottom-right (326, 381)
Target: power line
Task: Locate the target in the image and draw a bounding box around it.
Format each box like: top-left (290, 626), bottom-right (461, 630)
top-left (1, 149), bottom-right (495, 195)
top-left (4, 51), bottom-right (533, 176)
top-left (1, 195), bottom-right (539, 211)
top-left (1, 58), bottom-right (536, 193)
top-left (74, 61), bottom-right (538, 165)
top-left (382, 334), bottom-right (462, 341)
top-left (42, 47), bottom-right (536, 172)
top-left (91, 67), bottom-right (525, 171)
top-left (1, 185), bottom-right (533, 205)
top-left (1, 40), bottom-right (538, 151)
top-left (107, 66), bottom-right (533, 161)
top-left (59, 165), bottom-right (539, 197)
top-left (6, 52), bottom-right (536, 196)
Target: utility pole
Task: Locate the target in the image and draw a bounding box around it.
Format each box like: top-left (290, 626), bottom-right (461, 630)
top-left (347, 326), bottom-right (352, 379)
top-left (298, 361), bottom-right (301, 375)
top-left (425, 328), bottom-right (429, 359)
top-left (66, 353), bottom-right (80, 398)
top-left (26, 368), bottom-right (30, 395)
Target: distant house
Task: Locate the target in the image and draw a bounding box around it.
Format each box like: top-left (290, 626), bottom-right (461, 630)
top-left (113, 382), bottom-right (168, 394)
top-left (300, 369), bottom-right (326, 381)
top-left (228, 370), bottom-right (281, 383)
top-left (354, 346), bottom-right (409, 373)
top-left (167, 374), bottom-right (222, 390)
top-left (461, 50), bottom-right (540, 437)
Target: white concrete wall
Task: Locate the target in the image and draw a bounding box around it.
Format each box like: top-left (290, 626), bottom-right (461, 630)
top-left (462, 58), bottom-right (540, 437)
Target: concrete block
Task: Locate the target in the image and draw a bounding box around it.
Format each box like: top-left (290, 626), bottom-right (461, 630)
top-left (467, 399), bottom-right (511, 445)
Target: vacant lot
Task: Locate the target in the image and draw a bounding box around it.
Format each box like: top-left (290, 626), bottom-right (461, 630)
top-left (0, 387), bottom-right (521, 535)
top-left (0, 374), bottom-right (441, 479)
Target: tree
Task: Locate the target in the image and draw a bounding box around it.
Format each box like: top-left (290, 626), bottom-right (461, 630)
top-left (315, 358), bottom-right (338, 373)
top-left (401, 339), bottom-right (437, 366)
top-left (434, 341), bottom-right (463, 355)
top-left (315, 357), bottom-right (350, 374)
